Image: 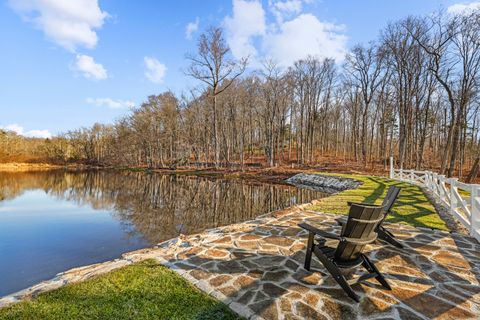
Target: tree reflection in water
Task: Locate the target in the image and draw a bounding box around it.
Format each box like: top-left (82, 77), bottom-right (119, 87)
top-left (0, 170), bottom-right (327, 244)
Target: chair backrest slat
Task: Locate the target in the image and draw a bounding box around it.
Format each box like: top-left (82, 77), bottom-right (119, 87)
top-left (382, 185), bottom-right (401, 211)
top-left (334, 204), bottom-right (385, 262)
top-left (378, 186), bottom-right (401, 225)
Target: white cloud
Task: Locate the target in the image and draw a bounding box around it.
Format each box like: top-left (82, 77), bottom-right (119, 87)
top-left (447, 2), bottom-right (480, 14)
top-left (25, 129), bottom-right (52, 138)
top-left (72, 54), bottom-right (107, 80)
top-left (1, 124), bottom-right (25, 134)
top-left (86, 97), bottom-right (135, 109)
top-left (223, 0), bottom-right (347, 67)
top-left (224, 0), bottom-right (266, 61)
top-left (185, 17), bottom-right (199, 40)
top-left (269, 0), bottom-right (303, 23)
top-left (1, 124), bottom-right (52, 138)
top-left (8, 0), bottom-right (109, 52)
top-left (263, 13), bottom-right (347, 66)
top-left (144, 57), bottom-right (167, 83)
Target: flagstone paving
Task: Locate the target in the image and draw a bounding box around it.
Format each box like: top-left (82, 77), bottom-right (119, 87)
top-left (2, 201), bottom-right (480, 319)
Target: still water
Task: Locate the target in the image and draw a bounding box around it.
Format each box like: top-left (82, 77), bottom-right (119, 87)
top-left (0, 170), bottom-right (326, 297)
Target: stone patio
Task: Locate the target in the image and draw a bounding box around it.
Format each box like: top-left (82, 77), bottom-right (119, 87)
top-left (2, 202), bottom-right (480, 319)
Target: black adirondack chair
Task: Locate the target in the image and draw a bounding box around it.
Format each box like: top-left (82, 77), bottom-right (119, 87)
top-left (336, 185), bottom-right (403, 248)
top-left (299, 203), bottom-right (391, 302)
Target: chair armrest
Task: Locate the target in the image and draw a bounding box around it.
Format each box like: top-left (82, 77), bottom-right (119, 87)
top-left (298, 222), bottom-right (342, 240)
top-left (347, 201), bottom-right (369, 207)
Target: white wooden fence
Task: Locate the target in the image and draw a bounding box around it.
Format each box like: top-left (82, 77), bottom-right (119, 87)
top-left (389, 157), bottom-right (480, 242)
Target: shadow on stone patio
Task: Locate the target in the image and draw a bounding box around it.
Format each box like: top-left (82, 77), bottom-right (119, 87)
top-left (160, 211), bottom-right (480, 319)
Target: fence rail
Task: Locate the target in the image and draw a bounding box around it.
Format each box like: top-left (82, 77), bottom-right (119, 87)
top-left (389, 157), bottom-right (480, 242)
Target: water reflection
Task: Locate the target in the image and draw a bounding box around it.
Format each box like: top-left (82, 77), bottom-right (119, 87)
top-left (0, 170), bottom-right (326, 244)
top-left (0, 170), bottom-right (326, 296)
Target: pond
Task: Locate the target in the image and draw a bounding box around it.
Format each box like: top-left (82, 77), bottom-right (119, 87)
top-left (0, 170), bottom-right (327, 297)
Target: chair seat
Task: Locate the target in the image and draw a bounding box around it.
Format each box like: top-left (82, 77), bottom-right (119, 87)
top-left (317, 244), bottom-right (336, 258)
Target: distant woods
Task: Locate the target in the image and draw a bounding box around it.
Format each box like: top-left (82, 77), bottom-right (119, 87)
top-left (0, 130), bottom-right (47, 163)
top-left (4, 11), bottom-right (480, 180)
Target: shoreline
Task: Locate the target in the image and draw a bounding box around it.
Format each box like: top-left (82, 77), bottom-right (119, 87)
top-left (0, 163), bottom-right (85, 172)
top-left (0, 163), bottom-right (311, 185)
top-left (0, 161), bottom-right (387, 175)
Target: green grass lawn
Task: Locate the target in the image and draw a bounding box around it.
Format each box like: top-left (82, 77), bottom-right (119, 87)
top-left (0, 260), bottom-right (240, 320)
top-left (307, 173), bottom-right (448, 231)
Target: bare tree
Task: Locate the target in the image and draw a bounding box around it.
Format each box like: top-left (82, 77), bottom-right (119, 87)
top-left (8, 10), bottom-right (480, 183)
top-left (186, 27), bottom-right (247, 168)
top-left (345, 44), bottom-right (384, 166)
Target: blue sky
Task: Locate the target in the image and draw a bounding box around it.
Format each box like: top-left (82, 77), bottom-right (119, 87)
top-left (0, 0), bottom-right (473, 137)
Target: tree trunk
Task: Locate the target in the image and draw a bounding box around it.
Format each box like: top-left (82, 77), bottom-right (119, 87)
top-left (213, 92), bottom-right (220, 168)
top-left (466, 156), bottom-right (480, 183)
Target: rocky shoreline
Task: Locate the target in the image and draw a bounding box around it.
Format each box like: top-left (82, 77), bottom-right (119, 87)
top-left (286, 172), bottom-right (363, 193)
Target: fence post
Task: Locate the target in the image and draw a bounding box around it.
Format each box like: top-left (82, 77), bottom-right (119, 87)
top-left (438, 175), bottom-right (446, 202)
top-left (449, 178), bottom-right (458, 217)
top-left (471, 185), bottom-right (480, 241)
top-left (389, 157), bottom-right (394, 179)
top-left (433, 173), bottom-right (439, 196)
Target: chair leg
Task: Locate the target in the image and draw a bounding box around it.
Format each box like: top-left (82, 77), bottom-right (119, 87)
top-left (361, 255), bottom-right (391, 290)
top-left (304, 232), bottom-right (314, 271)
top-left (378, 227), bottom-right (404, 249)
top-left (313, 246), bottom-right (360, 302)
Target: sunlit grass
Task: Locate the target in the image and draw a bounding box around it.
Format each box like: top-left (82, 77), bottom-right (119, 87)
top-left (307, 173), bottom-right (448, 231)
top-left (0, 260), bottom-right (240, 320)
